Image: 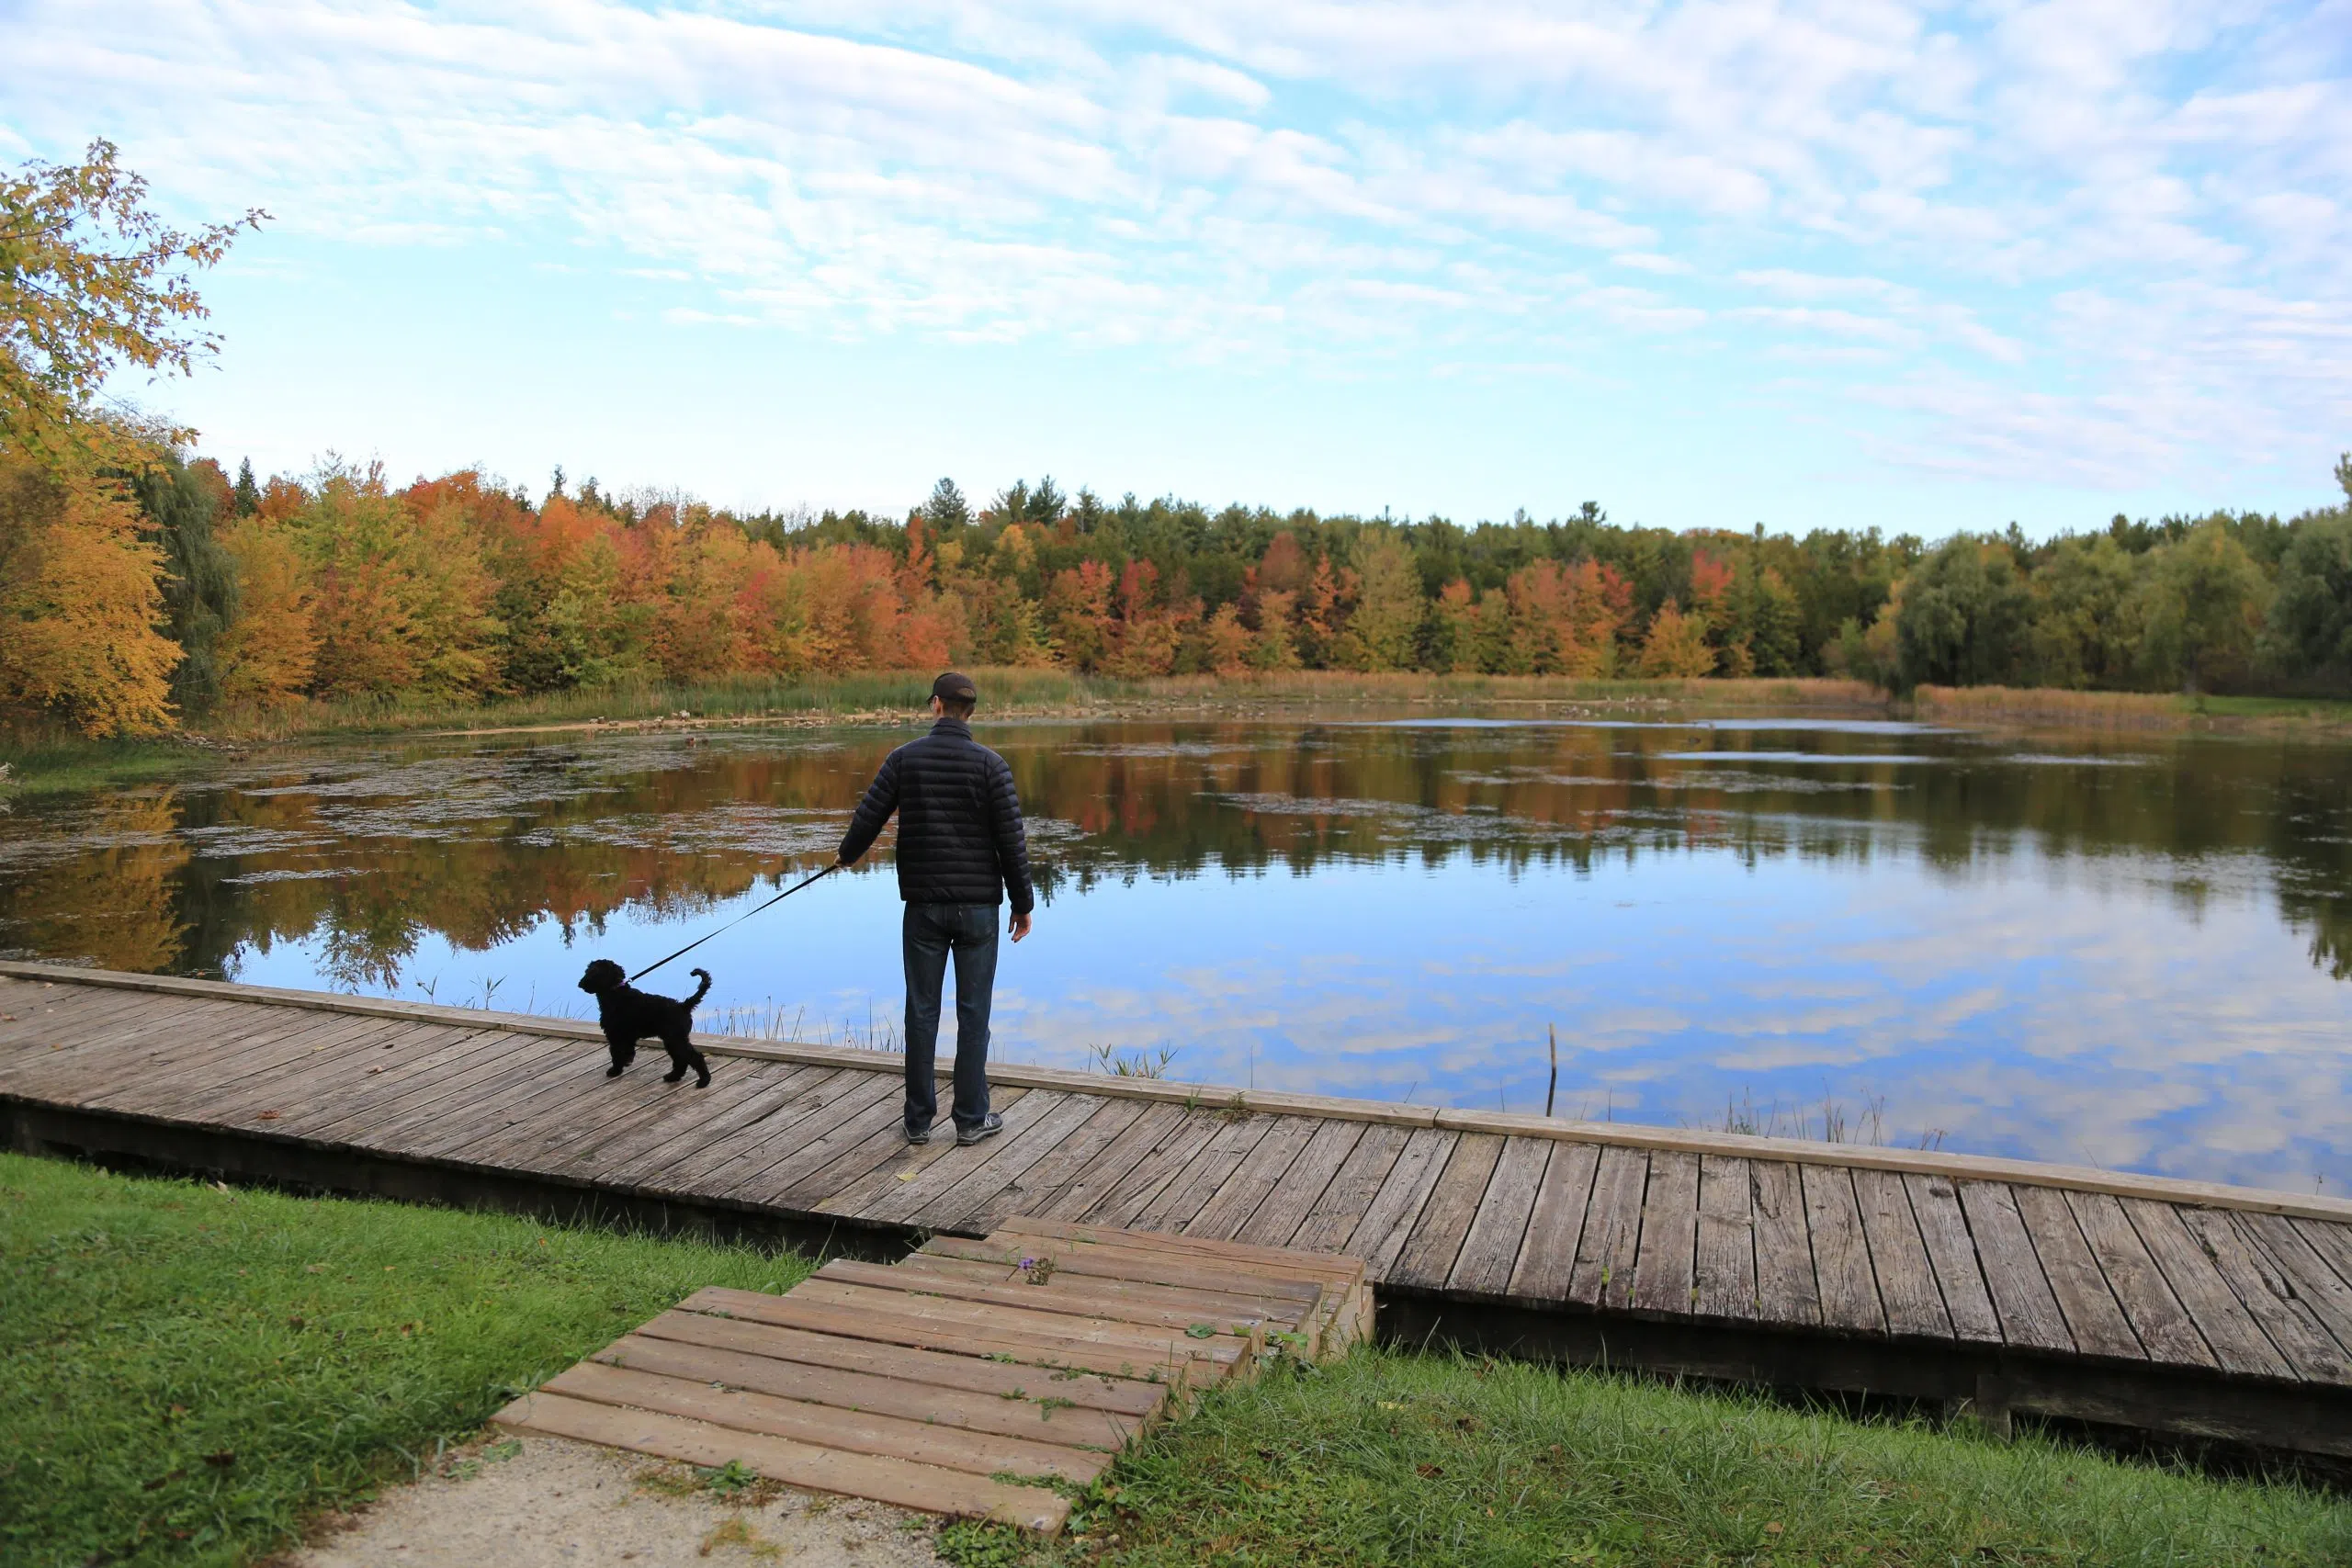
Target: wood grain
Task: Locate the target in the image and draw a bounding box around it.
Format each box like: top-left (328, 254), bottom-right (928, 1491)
top-left (1693, 1155), bottom-right (1758, 1321)
top-left (1569, 1145), bottom-right (1648, 1310)
top-left (1904, 1173), bottom-right (2001, 1344)
top-left (1748, 1161), bottom-right (1819, 1327)
top-left (1447, 1136), bottom-right (1551, 1296)
top-left (1852, 1168), bottom-right (1949, 1340)
top-left (1389, 1134), bottom-right (1506, 1291)
top-left (1958, 1181), bottom-right (2072, 1352)
top-left (1630, 1149), bottom-right (1700, 1315)
top-left (2013, 1184), bottom-right (2142, 1360)
top-left (1803, 1164), bottom-right (1884, 1334)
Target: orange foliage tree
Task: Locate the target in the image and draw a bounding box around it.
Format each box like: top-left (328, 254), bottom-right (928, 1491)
top-left (296, 465), bottom-right (503, 701)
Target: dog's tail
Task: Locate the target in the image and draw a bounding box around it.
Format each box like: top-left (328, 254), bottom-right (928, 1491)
top-left (686, 967), bottom-right (713, 1009)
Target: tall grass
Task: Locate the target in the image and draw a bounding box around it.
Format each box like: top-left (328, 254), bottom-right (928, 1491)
top-left (1911, 683), bottom-right (2352, 730)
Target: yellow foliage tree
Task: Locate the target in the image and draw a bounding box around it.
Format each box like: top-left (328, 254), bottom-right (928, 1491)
top-left (215, 513), bottom-right (318, 705)
top-left (0, 451), bottom-right (180, 735)
top-left (1638, 599), bottom-right (1716, 679)
top-left (1347, 532), bottom-right (1423, 671)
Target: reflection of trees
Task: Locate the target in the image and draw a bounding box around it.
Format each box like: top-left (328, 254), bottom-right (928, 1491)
top-left (0, 792), bottom-right (190, 971)
top-left (6, 721), bottom-right (2352, 984)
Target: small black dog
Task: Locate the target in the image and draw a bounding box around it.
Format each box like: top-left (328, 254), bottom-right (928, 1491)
top-left (577, 960), bottom-right (713, 1087)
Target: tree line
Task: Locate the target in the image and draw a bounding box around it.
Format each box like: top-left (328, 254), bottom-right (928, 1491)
top-left (6, 446), bottom-right (2350, 738)
top-left (7, 146), bottom-right (2352, 739)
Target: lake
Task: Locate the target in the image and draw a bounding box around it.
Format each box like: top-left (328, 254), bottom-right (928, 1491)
top-left (5, 707), bottom-right (2348, 1191)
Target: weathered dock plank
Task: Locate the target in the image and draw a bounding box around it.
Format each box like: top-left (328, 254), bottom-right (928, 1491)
top-left (11, 964), bottom-right (2352, 1462)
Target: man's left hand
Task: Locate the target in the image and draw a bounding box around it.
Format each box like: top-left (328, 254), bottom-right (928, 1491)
top-left (1010, 911), bottom-right (1033, 942)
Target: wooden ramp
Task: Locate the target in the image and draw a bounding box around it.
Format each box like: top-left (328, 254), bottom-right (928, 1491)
top-left (489, 1218), bottom-right (1370, 1532)
top-left (11, 962), bottom-right (2352, 1462)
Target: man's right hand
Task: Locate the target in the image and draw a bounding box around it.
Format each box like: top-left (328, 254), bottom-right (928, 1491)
top-left (1010, 910), bottom-right (1033, 942)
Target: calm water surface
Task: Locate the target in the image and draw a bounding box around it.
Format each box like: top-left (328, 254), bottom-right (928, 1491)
top-left (6, 711), bottom-right (2349, 1190)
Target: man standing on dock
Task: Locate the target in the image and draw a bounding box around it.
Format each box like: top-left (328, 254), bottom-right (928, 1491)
top-left (836, 672), bottom-right (1035, 1148)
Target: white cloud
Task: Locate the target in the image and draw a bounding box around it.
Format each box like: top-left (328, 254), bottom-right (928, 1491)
top-left (3, 0), bottom-right (2346, 491)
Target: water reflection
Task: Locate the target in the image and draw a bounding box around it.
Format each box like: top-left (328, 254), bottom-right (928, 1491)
top-left (4, 714), bottom-right (2349, 1189)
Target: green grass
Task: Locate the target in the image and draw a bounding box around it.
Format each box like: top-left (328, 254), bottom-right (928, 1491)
top-left (0, 1151), bottom-right (811, 1568)
top-left (11, 1152), bottom-right (2351, 1568)
top-left (2185, 693), bottom-right (2352, 723)
top-left (945, 1351), bottom-right (2352, 1568)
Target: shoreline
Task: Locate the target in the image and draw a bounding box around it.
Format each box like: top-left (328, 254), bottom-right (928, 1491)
top-left (9, 671), bottom-right (2352, 790)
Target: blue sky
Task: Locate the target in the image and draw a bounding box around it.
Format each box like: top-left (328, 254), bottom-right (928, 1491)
top-left (6, 0), bottom-right (2349, 536)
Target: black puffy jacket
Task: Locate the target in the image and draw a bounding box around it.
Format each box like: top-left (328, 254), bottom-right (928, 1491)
top-left (836, 718), bottom-right (1035, 913)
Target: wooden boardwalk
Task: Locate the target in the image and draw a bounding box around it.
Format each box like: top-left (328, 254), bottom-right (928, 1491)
top-left (8, 961), bottom-right (2352, 1460)
top-left (492, 1217), bottom-right (1371, 1531)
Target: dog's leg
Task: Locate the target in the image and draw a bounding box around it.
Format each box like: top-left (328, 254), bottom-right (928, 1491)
top-left (660, 1031), bottom-right (689, 1084)
top-left (606, 1030), bottom-right (635, 1077)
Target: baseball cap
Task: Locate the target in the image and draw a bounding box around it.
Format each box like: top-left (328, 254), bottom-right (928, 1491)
top-left (932, 671), bottom-right (979, 704)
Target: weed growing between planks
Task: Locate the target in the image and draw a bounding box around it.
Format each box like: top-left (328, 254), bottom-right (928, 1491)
top-left (0, 1151), bottom-right (811, 1568)
top-left (943, 1350), bottom-right (2352, 1567)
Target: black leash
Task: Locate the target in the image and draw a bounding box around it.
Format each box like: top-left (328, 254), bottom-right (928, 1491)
top-left (628, 863), bottom-right (840, 984)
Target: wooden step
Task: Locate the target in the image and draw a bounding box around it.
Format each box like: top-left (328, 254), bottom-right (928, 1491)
top-left (494, 1220), bottom-right (1375, 1533)
top-left (816, 1258), bottom-right (1279, 1344)
top-left (634, 1307), bottom-right (1170, 1419)
top-left (596, 1332), bottom-right (1148, 1450)
top-left (541, 1360), bottom-right (1114, 1483)
top-left (889, 1250), bottom-right (1314, 1332)
top-left (491, 1389), bottom-right (1070, 1532)
top-left (977, 1218), bottom-right (1371, 1355)
top-left (680, 1286), bottom-right (1221, 1390)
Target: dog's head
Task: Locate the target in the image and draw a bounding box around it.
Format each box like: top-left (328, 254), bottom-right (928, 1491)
top-left (578, 958), bottom-right (628, 995)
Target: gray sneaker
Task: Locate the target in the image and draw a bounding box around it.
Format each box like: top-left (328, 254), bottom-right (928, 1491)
top-left (903, 1122), bottom-right (931, 1145)
top-left (956, 1112), bottom-right (1004, 1147)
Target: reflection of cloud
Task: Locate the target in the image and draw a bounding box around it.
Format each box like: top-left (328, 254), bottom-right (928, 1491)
top-left (17, 718), bottom-right (2352, 1195)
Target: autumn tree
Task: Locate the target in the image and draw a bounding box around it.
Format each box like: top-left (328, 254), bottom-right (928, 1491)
top-left (1346, 531), bottom-right (1422, 671)
top-left (2029, 535), bottom-right (2143, 688)
top-left (296, 464), bottom-right (503, 701)
top-left (1, 140), bottom-right (264, 466)
top-left (2265, 496), bottom-right (2352, 686)
top-left (214, 506), bottom-right (317, 705)
top-left (1638, 600), bottom-right (1715, 678)
top-left (0, 450), bottom-right (181, 734)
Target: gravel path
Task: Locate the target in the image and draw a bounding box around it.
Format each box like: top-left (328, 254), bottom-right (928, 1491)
top-left (282, 1431), bottom-right (951, 1567)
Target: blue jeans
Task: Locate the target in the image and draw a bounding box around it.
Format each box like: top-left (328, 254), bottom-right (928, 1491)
top-left (901, 902), bottom-right (999, 1133)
